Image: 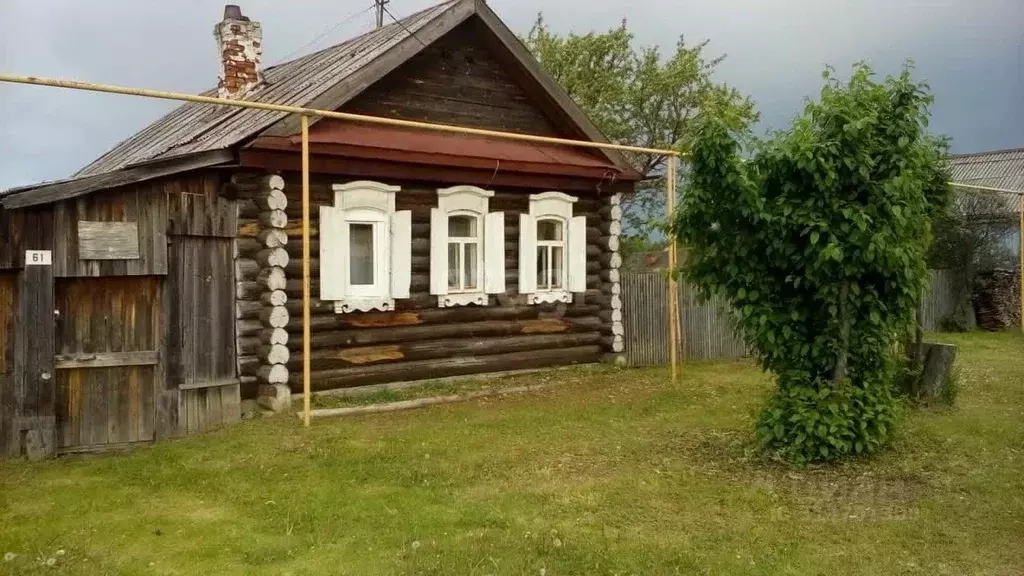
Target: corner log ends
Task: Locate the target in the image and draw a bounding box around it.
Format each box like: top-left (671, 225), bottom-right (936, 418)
top-left (231, 173), bottom-right (291, 406)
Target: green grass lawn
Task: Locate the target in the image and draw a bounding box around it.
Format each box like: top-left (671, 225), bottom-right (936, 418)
top-left (1, 332), bottom-right (1022, 575)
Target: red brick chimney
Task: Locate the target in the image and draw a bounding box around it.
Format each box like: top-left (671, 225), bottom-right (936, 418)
top-left (214, 5), bottom-right (262, 99)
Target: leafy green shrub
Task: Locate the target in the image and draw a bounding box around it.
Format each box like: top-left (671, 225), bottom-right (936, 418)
top-left (673, 64), bottom-right (951, 464)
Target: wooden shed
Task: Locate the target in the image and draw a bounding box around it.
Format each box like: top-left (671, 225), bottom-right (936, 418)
top-left (0, 0), bottom-right (639, 458)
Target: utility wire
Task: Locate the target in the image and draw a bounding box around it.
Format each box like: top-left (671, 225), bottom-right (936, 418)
top-left (382, 4), bottom-right (430, 48)
top-left (269, 4), bottom-right (377, 67)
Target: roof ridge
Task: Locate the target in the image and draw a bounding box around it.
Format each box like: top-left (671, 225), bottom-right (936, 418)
top-left (951, 147), bottom-right (1024, 158)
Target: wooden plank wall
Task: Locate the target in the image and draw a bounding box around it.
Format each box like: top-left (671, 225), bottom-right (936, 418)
top-left (343, 21), bottom-right (562, 138)
top-left (277, 174), bottom-right (613, 392)
top-left (0, 208), bottom-right (24, 270)
top-left (0, 273), bottom-right (16, 452)
top-left (622, 272), bottom-right (747, 366)
top-left (53, 277), bottom-right (160, 450)
top-left (52, 185), bottom-right (168, 277)
top-left (168, 236), bottom-right (240, 434)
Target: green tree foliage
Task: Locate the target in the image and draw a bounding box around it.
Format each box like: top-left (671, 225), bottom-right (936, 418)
top-left (672, 64), bottom-right (951, 463)
top-left (524, 16), bottom-right (758, 250)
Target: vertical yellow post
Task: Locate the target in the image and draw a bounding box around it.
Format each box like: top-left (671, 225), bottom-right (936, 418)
top-left (667, 156), bottom-right (679, 382)
top-left (301, 115), bottom-right (312, 427)
top-left (1019, 195), bottom-right (1023, 333)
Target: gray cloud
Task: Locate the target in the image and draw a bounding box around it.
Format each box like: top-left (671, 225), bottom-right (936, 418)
top-left (1, 0), bottom-right (1021, 189)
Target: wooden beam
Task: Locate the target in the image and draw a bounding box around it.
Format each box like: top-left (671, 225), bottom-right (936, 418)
top-left (2, 150), bottom-right (234, 210)
top-left (178, 377), bottom-right (242, 391)
top-left (7, 208), bottom-right (55, 458)
top-left (54, 350), bottom-right (159, 370)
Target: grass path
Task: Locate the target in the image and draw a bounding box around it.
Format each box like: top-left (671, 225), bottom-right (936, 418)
top-left (1, 332), bottom-right (1022, 575)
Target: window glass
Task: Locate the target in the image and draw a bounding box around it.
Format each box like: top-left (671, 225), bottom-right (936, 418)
top-left (536, 246), bottom-right (549, 289)
top-left (349, 223), bottom-right (375, 286)
top-left (447, 243), bottom-right (461, 290)
top-left (537, 219), bottom-right (563, 241)
top-left (551, 245), bottom-right (564, 289)
top-left (449, 215), bottom-right (477, 238)
top-left (464, 242), bottom-right (478, 290)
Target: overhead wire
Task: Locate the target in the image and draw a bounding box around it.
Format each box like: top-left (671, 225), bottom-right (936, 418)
top-left (268, 3), bottom-right (378, 67)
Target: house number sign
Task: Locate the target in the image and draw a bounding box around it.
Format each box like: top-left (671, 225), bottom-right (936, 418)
top-left (25, 250), bottom-right (52, 266)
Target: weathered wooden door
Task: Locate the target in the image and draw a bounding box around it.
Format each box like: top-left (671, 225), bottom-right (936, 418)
top-left (168, 236), bottom-right (239, 434)
top-left (53, 277), bottom-right (161, 452)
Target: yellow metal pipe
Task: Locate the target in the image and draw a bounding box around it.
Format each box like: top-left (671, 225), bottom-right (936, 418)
top-left (950, 182), bottom-right (1024, 196)
top-left (666, 157), bottom-right (679, 382)
top-left (301, 115), bottom-right (312, 428)
top-left (0, 74), bottom-right (681, 158)
top-left (1020, 196), bottom-right (1023, 333)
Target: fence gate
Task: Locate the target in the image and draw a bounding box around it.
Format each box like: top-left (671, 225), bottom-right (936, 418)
top-left (53, 277), bottom-right (161, 453)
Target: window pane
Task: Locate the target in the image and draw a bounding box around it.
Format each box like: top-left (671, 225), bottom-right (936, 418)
top-left (536, 246), bottom-right (549, 289)
top-left (537, 219), bottom-right (563, 241)
top-left (448, 215), bottom-right (477, 239)
top-left (349, 223), bottom-right (375, 286)
top-left (464, 242), bottom-right (478, 290)
top-left (551, 245), bottom-right (564, 289)
top-left (448, 242), bottom-right (461, 290)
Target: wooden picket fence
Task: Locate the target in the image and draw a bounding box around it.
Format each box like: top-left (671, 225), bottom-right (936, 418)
top-left (622, 270), bottom-right (965, 367)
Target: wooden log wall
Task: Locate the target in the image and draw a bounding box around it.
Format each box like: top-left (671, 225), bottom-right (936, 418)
top-left (232, 173), bottom-right (290, 402)
top-left (273, 173), bottom-right (619, 392)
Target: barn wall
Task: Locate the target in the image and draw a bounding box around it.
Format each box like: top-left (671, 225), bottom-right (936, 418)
top-left (0, 272), bottom-right (16, 452)
top-left (0, 208), bottom-right (24, 270)
top-left (342, 21), bottom-right (562, 138)
top-left (270, 173), bottom-right (621, 393)
top-left (52, 185), bottom-right (168, 277)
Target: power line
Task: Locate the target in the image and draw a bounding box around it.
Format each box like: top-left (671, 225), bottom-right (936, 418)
top-left (269, 4), bottom-right (377, 67)
top-left (382, 4), bottom-right (429, 48)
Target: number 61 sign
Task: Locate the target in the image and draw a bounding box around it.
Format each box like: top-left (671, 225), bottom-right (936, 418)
top-left (25, 250), bottom-right (52, 266)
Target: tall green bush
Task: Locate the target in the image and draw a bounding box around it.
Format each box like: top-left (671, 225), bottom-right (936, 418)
top-left (672, 64), bottom-right (951, 463)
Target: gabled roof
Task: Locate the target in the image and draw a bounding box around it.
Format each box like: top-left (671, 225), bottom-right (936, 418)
top-left (950, 147), bottom-right (1024, 193)
top-left (2, 0), bottom-right (633, 209)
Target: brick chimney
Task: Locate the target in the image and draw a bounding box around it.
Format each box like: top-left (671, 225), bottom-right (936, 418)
top-left (214, 5), bottom-right (262, 99)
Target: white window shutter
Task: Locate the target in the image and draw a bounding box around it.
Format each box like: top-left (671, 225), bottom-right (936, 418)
top-left (430, 207), bottom-right (448, 295)
top-left (484, 211), bottom-right (505, 294)
top-left (519, 213), bottom-right (537, 295)
top-left (568, 215), bottom-right (587, 293)
top-left (390, 210), bottom-right (412, 299)
top-left (319, 205), bottom-right (346, 301)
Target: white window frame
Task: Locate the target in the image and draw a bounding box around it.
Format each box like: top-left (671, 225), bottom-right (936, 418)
top-left (431, 185), bottom-right (504, 308)
top-left (520, 191), bottom-right (586, 305)
top-left (535, 218), bottom-right (567, 291)
top-left (446, 211), bottom-right (484, 293)
top-left (343, 209), bottom-right (388, 298)
top-left (320, 181), bottom-right (411, 314)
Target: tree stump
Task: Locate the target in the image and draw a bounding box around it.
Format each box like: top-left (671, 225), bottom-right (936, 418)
top-left (915, 342), bottom-right (958, 403)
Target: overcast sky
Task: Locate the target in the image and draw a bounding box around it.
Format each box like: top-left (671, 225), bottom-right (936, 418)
top-left (0, 0), bottom-right (1021, 190)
